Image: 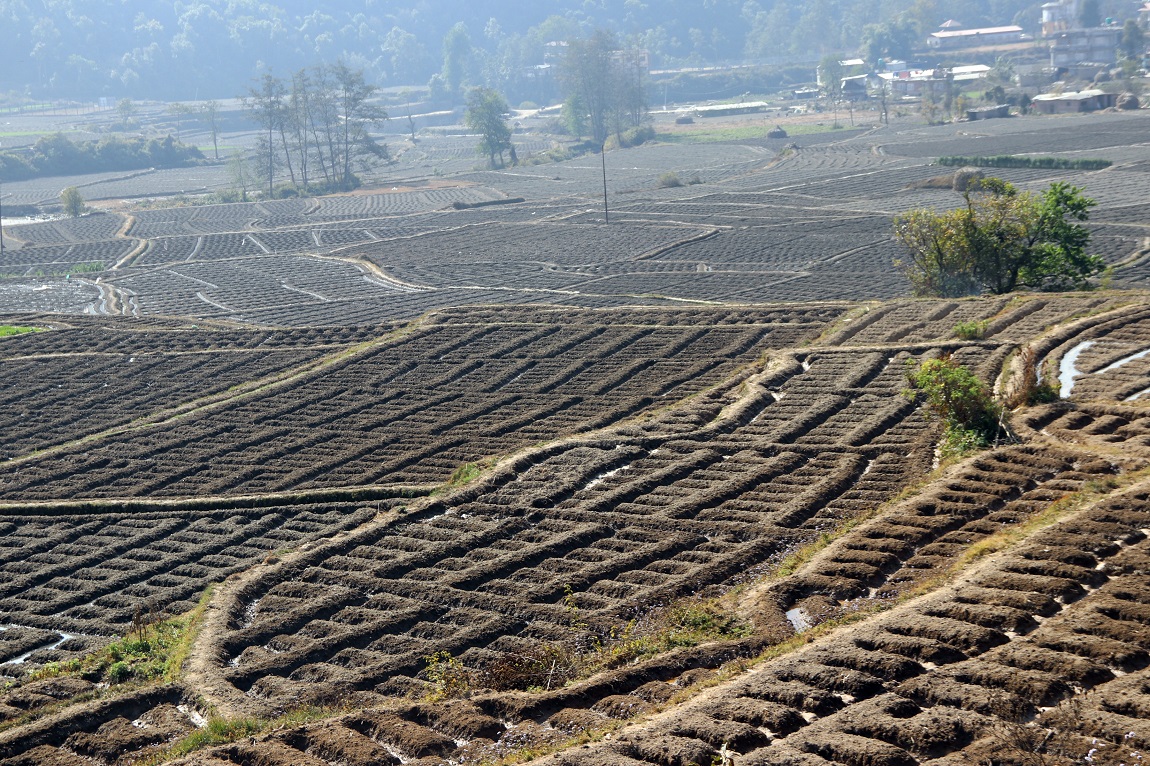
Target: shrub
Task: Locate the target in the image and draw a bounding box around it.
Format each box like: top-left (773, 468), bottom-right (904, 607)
top-left (60, 186), bottom-right (85, 218)
top-left (657, 171), bottom-right (683, 188)
top-left (905, 356), bottom-right (1004, 456)
top-left (606, 125), bottom-right (656, 149)
top-left (423, 651), bottom-right (472, 700)
top-left (106, 661), bottom-right (131, 683)
top-left (447, 462), bottom-right (483, 487)
top-left (953, 319), bottom-right (989, 340)
top-left (1005, 346), bottom-right (1059, 408)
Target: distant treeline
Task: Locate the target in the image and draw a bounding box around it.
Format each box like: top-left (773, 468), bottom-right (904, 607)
top-left (938, 156), bottom-right (1113, 170)
top-left (8, 0), bottom-right (1137, 101)
top-left (0, 134), bottom-right (206, 182)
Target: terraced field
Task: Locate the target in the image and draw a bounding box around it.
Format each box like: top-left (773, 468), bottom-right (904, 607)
top-left (3, 110), bottom-right (1147, 325)
top-left (0, 111), bottom-right (1148, 766)
top-left (0, 293), bottom-right (1147, 765)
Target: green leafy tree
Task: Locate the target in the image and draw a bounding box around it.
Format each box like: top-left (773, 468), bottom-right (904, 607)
top-left (893, 206), bottom-right (980, 297)
top-left (244, 73), bottom-right (289, 196)
top-left (1121, 19), bottom-right (1145, 59)
top-left (557, 29), bottom-right (646, 146)
top-left (859, 19), bottom-right (916, 66)
top-left (168, 102), bottom-right (191, 141)
top-left (60, 186), bottom-right (84, 217)
top-left (441, 22), bottom-right (474, 98)
top-left (115, 98), bottom-right (136, 129)
top-left (331, 62), bottom-right (389, 187)
top-left (465, 87), bottom-right (513, 168)
top-left (1078, 0), bottom-right (1101, 28)
top-left (226, 151), bottom-right (253, 202)
top-left (819, 55), bottom-right (844, 127)
top-left (201, 100), bottom-right (221, 160)
top-left (894, 178), bottom-right (1103, 296)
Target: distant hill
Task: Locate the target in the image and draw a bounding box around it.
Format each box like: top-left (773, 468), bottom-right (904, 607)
top-left (0, 0), bottom-right (1127, 101)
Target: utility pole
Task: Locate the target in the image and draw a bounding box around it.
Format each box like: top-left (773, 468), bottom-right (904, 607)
top-left (0, 145), bottom-right (5, 256)
top-left (601, 142), bottom-right (609, 224)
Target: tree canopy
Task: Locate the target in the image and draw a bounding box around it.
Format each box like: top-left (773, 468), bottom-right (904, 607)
top-left (2, 0), bottom-right (1089, 101)
top-left (894, 179), bottom-right (1104, 297)
top-left (0, 133), bottom-right (204, 182)
top-left (557, 30), bottom-right (647, 145)
top-left (60, 186), bottom-right (84, 218)
top-left (240, 64), bottom-right (388, 196)
top-left (465, 88), bottom-right (513, 168)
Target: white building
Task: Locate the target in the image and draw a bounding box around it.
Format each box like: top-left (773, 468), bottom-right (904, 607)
top-left (1042, 0), bottom-right (1081, 37)
top-left (1049, 26), bottom-right (1122, 68)
top-left (927, 26), bottom-right (1025, 49)
top-left (878, 65), bottom-right (991, 96)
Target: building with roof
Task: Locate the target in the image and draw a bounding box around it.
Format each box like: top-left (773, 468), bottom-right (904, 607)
top-left (1031, 88), bottom-right (1117, 112)
top-left (1049, 26), bottom-right (1121, 68)
top-left (877, 65), bottom-right (991, 96)
top-left (928, 26), bottom-right (1025, 49)
top-left (1042, 0), bottom-right (1081, 36)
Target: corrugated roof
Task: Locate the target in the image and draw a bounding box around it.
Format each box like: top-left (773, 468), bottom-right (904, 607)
top-left (1032, 89), bottom-right (1107, 101)
top-left (930, 26), bottom-right (1023, 39)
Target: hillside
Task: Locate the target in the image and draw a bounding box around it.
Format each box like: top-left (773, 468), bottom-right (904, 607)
top-left (0, 110), bottom-right (1148, 765)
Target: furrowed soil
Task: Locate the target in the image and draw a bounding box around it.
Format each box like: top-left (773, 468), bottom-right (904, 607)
top-left (0, 111), bottom-right (1148, 765)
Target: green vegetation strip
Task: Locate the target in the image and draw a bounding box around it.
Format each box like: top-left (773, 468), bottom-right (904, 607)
top-left (0, 133), bottom-right (204, 182)
top-left (938, 155), bottom-right (1111, 170)
top-left (0, 326), bottom-right (38, 338)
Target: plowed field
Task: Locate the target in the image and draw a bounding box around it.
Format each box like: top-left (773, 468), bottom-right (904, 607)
top-left (0, 111), bottom-right (1149, 766)
top-left (0, 293), bottom-right (1148, 766)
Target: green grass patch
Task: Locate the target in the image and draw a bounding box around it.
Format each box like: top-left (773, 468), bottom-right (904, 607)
top-left (0, 325), bottom-right (38, 338)
top-left (25, 262), bottom-right (105, 277)
top-left (135, 706), bottom-right (340, 765)
top-left (446, 461), bottom-right (484, 487)
top-left (420, 590), bottom-right (753, 699)
top-left (952, 319), bottom-right (989, 340)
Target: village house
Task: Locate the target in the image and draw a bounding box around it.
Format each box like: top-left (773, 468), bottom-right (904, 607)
top-left (1031, 88), bottom-right (1118, 112)
top-left (927, 25), bottom-right (1025, 49)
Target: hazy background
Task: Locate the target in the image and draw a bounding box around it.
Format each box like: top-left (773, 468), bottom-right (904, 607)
top-left (2, 0), bottom-right (1131, 101)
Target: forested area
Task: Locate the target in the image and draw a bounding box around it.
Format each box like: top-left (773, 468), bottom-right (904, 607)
top-left (0, 0), bottom-right (1134, 101)
top-left (0, 134), bottom-right (204, 181)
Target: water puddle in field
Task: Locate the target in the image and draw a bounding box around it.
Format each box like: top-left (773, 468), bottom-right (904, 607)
top-left (1059, 341), bottom-right (1150, 399)
top-left (238, 597), bottom-right (262, 629)
top-left (583, 463), bottom-right (632, 491)
top-left (1058, 341), bottom-right (1095, 397)
top-left (1126, 387), bottom-right (1150, 402)
top-left (178, 704), bottom-right (208, 728)
top-left (785, 607), bottom-right (812, 633)
top-left (1, 629), bottom-right (75, 665)
top-left (1098, 346), bottom-right (1150, 373)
